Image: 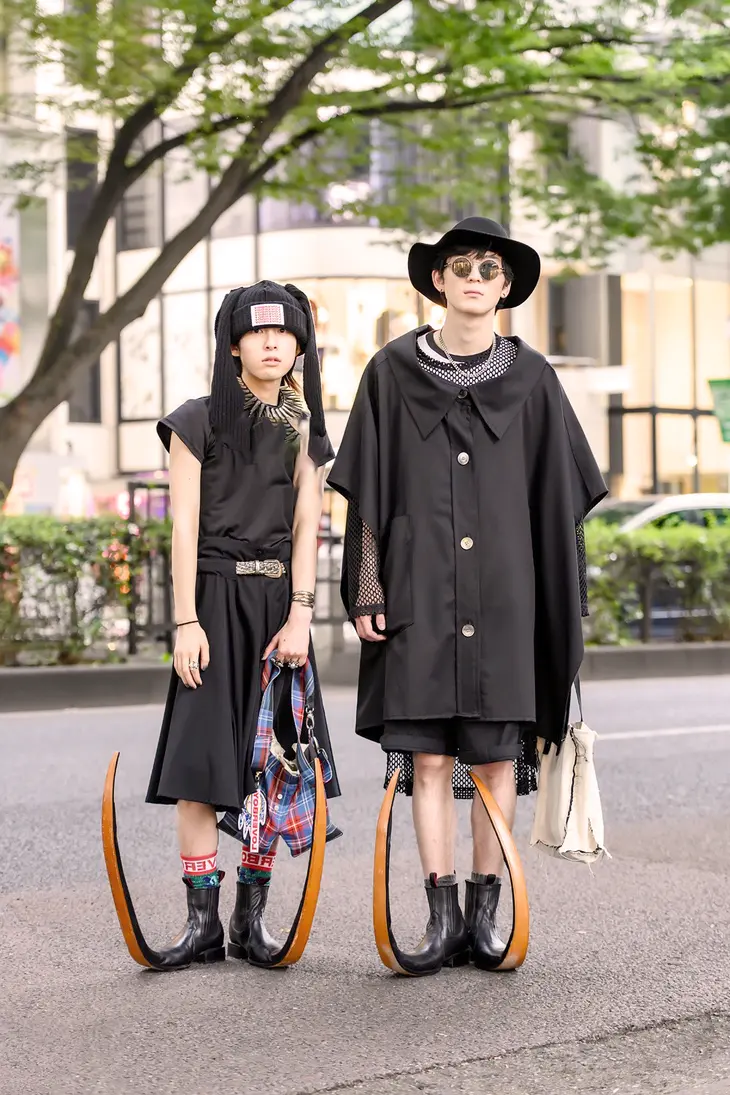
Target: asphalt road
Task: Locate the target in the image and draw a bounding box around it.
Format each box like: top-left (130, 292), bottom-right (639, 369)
top-left (1, 677), bottom-right (729, 1095)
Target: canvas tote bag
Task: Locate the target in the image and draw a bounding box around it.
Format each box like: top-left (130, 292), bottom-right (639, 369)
top-left (530, 680), bottom-right (610, 865)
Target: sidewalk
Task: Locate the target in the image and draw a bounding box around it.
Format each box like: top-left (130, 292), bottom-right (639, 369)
top-left (2, 641), bottom-right (730, 711)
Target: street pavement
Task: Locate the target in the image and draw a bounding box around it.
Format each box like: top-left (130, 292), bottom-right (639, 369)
top-left (1, 676), bottom-right (729, 1095)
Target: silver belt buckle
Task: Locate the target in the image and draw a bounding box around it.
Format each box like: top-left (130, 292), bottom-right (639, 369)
top-left (234, 559), bottom-right (284, 578)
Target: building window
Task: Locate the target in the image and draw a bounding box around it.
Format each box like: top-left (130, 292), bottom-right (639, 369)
top-left (212, 196), bottom-right (256, 239)
top-left (616, 270), bottom-right (730, 497)
top-left (257, 119), bottom-right (478, 234)
top-left (118, 298), bottom-right (162, 420)
top-left (117, 125), bottom-right (162, 251)
top-left (0, 29), bottom-right (8, 103)
top-left (162, 124), bottom-right (209, 240)
top-left (68, 300), bottom-right (101, 423)
top-left (295, 278), bottom-right (420, 412)
top-left (548, 279), bottom-right (567, 356)
top-left (66, 128), bottom-right (98, 252)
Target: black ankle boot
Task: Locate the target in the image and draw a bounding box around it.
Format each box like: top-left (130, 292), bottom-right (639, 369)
top-left (405, 877), bottom-right (470, 976)
top-left (228, 881), bottom-right (283, 967)
top-left (154, 877), bottom-right (226, 970)
top-left (465, 877), bottom-right (506, 970)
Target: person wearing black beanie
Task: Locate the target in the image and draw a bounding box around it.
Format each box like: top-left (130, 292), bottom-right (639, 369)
top-left (106, 280), bottom-right (340, 971)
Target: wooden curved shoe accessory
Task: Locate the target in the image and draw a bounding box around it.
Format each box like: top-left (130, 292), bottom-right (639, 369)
top-left (269, 753), bottom-right (327, 968)
top-left (102, 751), bottom-right (327, 971)
top-left (373, 768), bottom-right (422, 976)
top-left (101, 751), bottom-right (162, 969)
top-left (469, 770), bottom-right (530, 970)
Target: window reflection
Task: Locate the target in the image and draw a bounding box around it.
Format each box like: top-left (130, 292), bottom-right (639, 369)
top-left (297, 278), bottom-right (422, 411)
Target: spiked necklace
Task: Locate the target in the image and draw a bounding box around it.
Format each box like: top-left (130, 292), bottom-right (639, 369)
top-left (237, 377), bottom-right (305, 442)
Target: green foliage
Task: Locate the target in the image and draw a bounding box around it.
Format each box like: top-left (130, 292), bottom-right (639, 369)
top-left (1, 515), bottom-right (730, 665)
top-left (0, 515), bottom-right (169, 664)
top-left (3, 0), bottom-right (729, 255)
top-left (584, 521), bottom-right (730, 644)
top-left (1, 0), bottom-right (729, 499)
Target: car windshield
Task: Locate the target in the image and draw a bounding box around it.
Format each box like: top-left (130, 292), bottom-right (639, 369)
top-left (587, 501), bottom-right (654, 526)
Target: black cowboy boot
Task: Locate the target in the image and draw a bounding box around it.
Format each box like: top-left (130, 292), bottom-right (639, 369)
top-left (228, 881), bottom-right (283, 967)
top-left (465, 875), bottom-right (506, 970)
top-left (153, 876), bottom-right (226, 970)
top-left (405, 875), bottom-right (470, 976)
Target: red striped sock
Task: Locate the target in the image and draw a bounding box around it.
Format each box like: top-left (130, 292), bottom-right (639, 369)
top-left (239, 848), bottom-right (276, 884)
top-left (181, 851), bottom-right (218, 878)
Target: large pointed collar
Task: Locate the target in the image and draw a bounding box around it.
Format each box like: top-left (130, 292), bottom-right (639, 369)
top-left (384, 327), bottom-right (548, 440)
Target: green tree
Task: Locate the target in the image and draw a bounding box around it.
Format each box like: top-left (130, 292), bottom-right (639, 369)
top-left (0, 0), bottom-right (728, 496)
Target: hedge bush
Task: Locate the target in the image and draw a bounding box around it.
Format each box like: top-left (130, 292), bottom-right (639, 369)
top-left (584, 521), bottom-right (730, 645)
top-left (0, 516), bottom-right (728, 664)
top-left (0, 516), bottom-right (169, 665)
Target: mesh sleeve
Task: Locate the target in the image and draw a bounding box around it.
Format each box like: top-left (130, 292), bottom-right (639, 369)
top-left (577, 521), bottom-right (589, 617)
top-left (345, 501), bottom-right (386, 618)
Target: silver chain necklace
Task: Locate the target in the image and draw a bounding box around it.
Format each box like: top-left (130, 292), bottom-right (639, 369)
top-left (437, 329), bottom-right (495, 374)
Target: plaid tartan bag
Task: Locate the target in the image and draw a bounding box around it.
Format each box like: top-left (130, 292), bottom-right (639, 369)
top-left (219, 654), bottom-right (342, 857)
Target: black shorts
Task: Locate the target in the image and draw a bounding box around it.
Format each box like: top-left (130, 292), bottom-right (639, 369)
top-left (381, 718), bottom-right (524, 767)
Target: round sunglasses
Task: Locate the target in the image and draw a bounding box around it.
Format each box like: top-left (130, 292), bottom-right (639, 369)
top-left (445, 257), bottom-right (504, 281)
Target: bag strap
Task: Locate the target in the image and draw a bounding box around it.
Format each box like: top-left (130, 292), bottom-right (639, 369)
top-left (573, 675), bottom-right (584, 725)
top-left (252, 654), bottom-right (314, 771)
top-left (290, 658), bottom-right (317, 747)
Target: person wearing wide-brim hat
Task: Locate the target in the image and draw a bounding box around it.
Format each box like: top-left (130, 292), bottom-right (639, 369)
top-left (328, 218), bottom-right (607, 976)
top-left (103, 281), bottom-right (342, 972)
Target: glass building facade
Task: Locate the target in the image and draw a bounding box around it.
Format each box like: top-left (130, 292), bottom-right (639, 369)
top-left (57, 125), bottom-right (730, 509)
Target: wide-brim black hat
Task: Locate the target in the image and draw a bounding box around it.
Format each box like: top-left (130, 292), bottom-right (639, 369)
top-left (408, 217), bottom-right (541, 311)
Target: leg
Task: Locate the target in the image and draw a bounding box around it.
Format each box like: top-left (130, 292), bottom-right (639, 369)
top-left (374, 725), bottom-right (468, 975)
top-left (470, 760), bottom-right (517, 876)
top-left (176, 799), bottom-right (219, 861)
top-left (412, 752), bottom-right (456, 878)
top-left (228, 844), bottom-right (283, 967)
top-left (151, 798), bottom-right (225, 969)
top-left (101, 755), bottom-right (225, 971)
top-left (460, 723), bottom-right (522, 971)
top-left (408, 752), bottom-right (468, 973)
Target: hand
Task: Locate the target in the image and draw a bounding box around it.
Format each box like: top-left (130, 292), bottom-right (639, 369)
top-left (263, 610), bottom-right (310, 667)
top-left (174, 622), bottom-right (210, 688)
top-left (355, 613), bottom-right (387, 642)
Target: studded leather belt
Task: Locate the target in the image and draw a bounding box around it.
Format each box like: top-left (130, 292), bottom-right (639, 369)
top-left (197, 558), bottom-right (288, 579)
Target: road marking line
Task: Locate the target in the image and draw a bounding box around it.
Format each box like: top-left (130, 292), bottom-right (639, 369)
top-left (601, 724), bottom-right (730, 742)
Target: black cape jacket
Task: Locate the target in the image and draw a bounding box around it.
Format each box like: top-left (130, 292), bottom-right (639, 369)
top-left (327, 327), bottom-right (608, 750)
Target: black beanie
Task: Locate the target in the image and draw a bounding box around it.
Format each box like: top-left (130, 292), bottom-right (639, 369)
top-left (210, 280), bottom-right (326, 454)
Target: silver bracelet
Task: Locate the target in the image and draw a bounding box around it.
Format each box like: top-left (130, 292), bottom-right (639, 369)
top-left (291, 590), bottom-right (315, 609)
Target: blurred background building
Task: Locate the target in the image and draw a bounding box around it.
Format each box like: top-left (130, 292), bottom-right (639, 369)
top-left (3, 34), bottom-right (730, 518)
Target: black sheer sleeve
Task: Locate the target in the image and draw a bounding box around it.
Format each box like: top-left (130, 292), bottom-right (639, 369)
top-left (345, 500), bottom-right (386, 618)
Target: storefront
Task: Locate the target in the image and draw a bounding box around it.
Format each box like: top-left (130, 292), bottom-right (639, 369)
top-left (620, 270), bottom-right (730, 495)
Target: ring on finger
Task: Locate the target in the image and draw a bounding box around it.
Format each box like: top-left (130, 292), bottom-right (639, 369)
top-left (188, 660), bottom-right (199, 670)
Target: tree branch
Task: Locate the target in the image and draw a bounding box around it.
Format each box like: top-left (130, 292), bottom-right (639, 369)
top-left (128, 115), bottom-right (249, 181)
top-left (31, 6), bottom-right (406, 396)
top-left (34, 0), bottom-right (400, 382)
top-left (243, 0), bottom-right (403, 155)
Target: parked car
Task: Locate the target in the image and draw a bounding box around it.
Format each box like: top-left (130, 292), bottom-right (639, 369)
top-left (588, 493), bottom-right (730, 531)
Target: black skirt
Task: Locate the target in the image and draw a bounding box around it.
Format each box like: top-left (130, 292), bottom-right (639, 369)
top-left (146, 551), bottom-right (340, 812)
